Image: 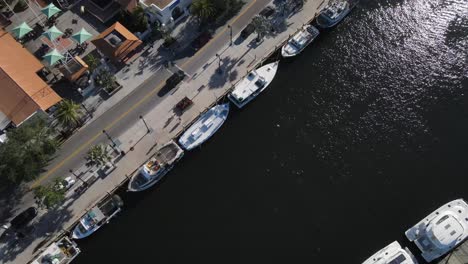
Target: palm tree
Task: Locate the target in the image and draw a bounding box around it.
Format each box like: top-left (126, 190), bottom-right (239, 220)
top-left (86, 144), bottom-right (111, 167)
top-left (55, 99), bottom-right (82, 129)
top-left (191, 0), bottom-right (216, 23)
top-left (251, 15), bottom-right (270, 41)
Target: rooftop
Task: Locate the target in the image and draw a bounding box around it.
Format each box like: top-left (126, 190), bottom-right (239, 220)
top-left (0, 29), bottom-right (61, 125)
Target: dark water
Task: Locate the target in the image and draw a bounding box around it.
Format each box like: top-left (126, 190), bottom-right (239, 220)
top-left (74, 0), bottom-right (468, 263)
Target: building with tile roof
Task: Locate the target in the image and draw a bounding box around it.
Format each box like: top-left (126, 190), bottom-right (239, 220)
top-left (91, 22), bottom-right (142, 63)
top-left (0, 29), bottom-right (61, 129)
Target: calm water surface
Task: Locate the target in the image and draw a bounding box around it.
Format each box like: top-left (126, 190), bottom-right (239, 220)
top-left (75, 0), bottom-right (468, 263)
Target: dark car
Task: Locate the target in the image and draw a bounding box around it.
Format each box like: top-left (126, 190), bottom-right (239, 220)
top-left (260, 6), bottom-right (275, 18)
top-left (240, 22), bottom-right (255, 39)
top-left (191, 32), bottom-right (212, 50)
top-left (10, 207), bottom-right (37, 230)
top-left (165, 70), bottom-right (185, 90)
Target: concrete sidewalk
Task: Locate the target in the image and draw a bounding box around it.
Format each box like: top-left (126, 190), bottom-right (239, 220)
top-left (0, 0), bottom-right (329, 263)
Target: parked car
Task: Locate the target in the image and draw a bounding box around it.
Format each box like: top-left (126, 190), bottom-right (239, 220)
top-left (191, 32), bottom-right (212, 50)
top-left (56, 176), bottom-right (76, 191)
top-left (260, 6), bottom-right (275, 18)
top-left (9, 207), bottom-right (38, 230)
top-left (240, 22), bottom-right (256, 39)
top-left (165, 70), bottom-right (185, 90)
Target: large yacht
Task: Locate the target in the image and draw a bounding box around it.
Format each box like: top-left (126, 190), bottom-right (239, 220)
top-left (405, 199), bottom-right (468, 262)
top-left (362, 241), bottom-right (418, 264)
top-left (281, 25), bottom-right (319, 57)
top-left (228, 62), bottom-right (279, 108)
top-left (31, 236), bottom-right (80, 264)
top-left (128, 140), bottom-right (184, 192)
top-left (316, 1), bottom-right (351, 28)
top-left (178, 103), bottom-right (229, 150)
top-left (71, 195), bottom-right (123, 239)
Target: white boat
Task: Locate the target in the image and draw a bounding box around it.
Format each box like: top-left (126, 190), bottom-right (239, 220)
top-left (178, 104), bottom-right (229, 150)
top-left (281, 25), bottom-right (319, 57)
top-left (31, 236), bottom-right (80, 264)
top-left (228, 62), bottom-right (279, 108)
top-left (362, 241), bottom-right (418, 264)
top-left (405, 199), bottom-right (468, 262)
top-left (71, 195), bottom-right (123, 239)
top-left (316, 1), bottom-right (351, 28)
top-left (128, 140), bottom-right (184, 192)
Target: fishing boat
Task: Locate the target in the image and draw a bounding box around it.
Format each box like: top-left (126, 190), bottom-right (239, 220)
top-left (31, 236), bottom-right (80, 264)
top-left (178, 104), bottom-right (229, 150)
top-left (316, 1), bottom-right (351, 28)
top-left (281, 25), bottom-right (319, 57)
top-left (228, 62), bottom-right (279, 108)
top-left (362, 241), bottom-right (418, 264)
top-left (405, 199), bottom-right (468, 262)
top-left (71, 195), bottom-right (123, 239)
top-left (127, 140), bottom-right (184, 192)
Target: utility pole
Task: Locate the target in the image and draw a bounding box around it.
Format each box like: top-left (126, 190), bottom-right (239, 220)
top-left (139, 115), bottom-right (151, 133)
top-left (102, 130), bottom-right (117, 147)
top-left (228, 25), bottom-right (233, 46)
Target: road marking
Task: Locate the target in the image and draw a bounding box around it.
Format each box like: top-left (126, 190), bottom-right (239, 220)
top-left (31, 81), bottom-right (166, 188)
top-left (31, 0), bottom-right (259, 188)
top-left (180, 0), bottom-right (258, 70)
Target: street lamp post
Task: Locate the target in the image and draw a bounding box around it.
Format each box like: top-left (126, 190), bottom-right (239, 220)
top-left (139, 115), bottom-right (151, 133)
top-left (216, 53), bottom-right (222, 75)
top-left (102, 130), bottom-right (117, 147)
top-left (81, 103), bottom-right (93, 118)
top-left (228, 25), bottom-right (233, 46)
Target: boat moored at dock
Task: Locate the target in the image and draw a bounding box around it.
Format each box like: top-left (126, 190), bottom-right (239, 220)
top-left (228, 62), bottom-right (279, 108)
top-left (316, 1), bottom-right (351, 28)
top-left (405, 199), bottom-right (468, 262)
top-left (178, 104), bottom-right (230, 150)
top-left (362, 241), bottom-right (418, 264)
top-left (127, 140), bottom-right (184, 192)
top-left (281, 26), bottom-right (319, 57)
top-left (71, 195), bottom-right (123, 239)
top-left (31, 236), bottom-right (80, 264)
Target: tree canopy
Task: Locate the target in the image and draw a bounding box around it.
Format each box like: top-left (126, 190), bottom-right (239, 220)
top-left (34, 178), bottom-right (66, 209)
top-left (86, 144), bottom-right (111, 167)
top-left (0, 116), bottom-right (58, 184)
top-left (55, 99), bottom-right (82, 129)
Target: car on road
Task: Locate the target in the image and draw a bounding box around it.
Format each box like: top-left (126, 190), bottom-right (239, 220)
top-left (8, 207), bottom-right (38, 230)
top-left (191, 32), bottom-right (212, 50)
top-left (56, 176), bottom-right (76, 191)
top-left (260, 6), bottom-right (275, 19)
top-left (240, 22), bottom-right (255, 39)
top-left (165, 70), bottom-right (185, 90)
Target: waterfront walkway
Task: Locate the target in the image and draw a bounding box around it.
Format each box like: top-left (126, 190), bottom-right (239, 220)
top-left (0, 0), bottom-right (329, 263)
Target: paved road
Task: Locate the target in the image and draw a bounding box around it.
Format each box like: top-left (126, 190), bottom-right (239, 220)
top-left (33, 0), bottom-right (272, 187)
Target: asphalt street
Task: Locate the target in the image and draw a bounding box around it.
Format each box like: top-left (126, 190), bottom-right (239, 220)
top-left (34, 0), bottom-right (272, 187)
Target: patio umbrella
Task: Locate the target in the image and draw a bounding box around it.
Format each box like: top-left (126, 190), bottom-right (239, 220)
top-left (41, 3), bottom-right (61, 19)
top-left (12, 22), bottom-right (32, 38)
top-left (43, 49), bottom-right (64, 65)
top-left (71, 28), bottom-right (93, 44)
top-left (42, 26), bottom-right (63, 41)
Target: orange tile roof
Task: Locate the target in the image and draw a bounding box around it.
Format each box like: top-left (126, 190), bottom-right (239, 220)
top-left (0, 29), bottom-right (61, 125)
top-left (91, 22), bottom-right (142, 61)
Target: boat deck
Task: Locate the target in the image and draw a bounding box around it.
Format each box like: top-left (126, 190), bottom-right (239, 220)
top-left (155, 142), bottom-right (181, 164)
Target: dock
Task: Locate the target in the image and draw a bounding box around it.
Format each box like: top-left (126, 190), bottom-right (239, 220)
top-left (19, 0), bottom-right (336, 263)
top-left (437, 241), bottom-right (468, 264)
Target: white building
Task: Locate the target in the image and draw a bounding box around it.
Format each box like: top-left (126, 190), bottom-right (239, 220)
top-left (140, 0), bottom-right (192, 29)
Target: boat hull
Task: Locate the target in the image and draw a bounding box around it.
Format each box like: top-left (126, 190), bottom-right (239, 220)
top-left (405, 199), bottom-right (468, 262)
top-left (178, 104), bottom-right (230, 150)
top-left (362, 241), bottom-right (418, 264)
top-left (228, 62), bottom-right (279, 108)
top-left (127, 141), bottom-right (184, 192)
top-left (281, 26), bottom-right (319, 58)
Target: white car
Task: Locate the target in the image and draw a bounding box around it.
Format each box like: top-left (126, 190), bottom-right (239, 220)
top-left (57, 176), bottom-right (76, 191)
